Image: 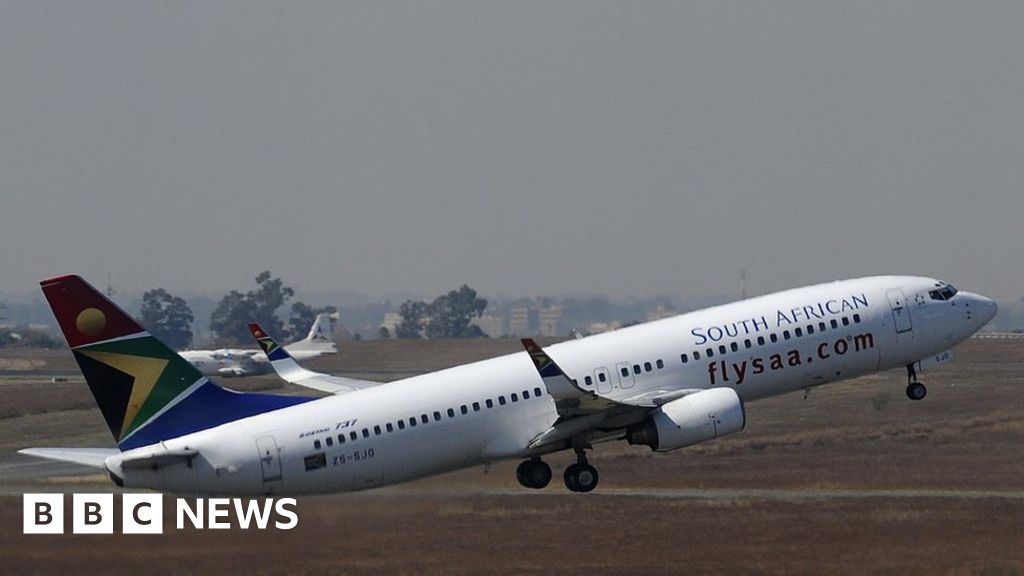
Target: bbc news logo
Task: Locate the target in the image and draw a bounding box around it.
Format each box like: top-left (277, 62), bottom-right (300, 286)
top-left (23, 493), bottom-right (298, 534)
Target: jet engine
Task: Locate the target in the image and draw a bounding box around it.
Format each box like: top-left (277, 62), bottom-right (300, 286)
top-left (626, 387), bottom-right (745, 452)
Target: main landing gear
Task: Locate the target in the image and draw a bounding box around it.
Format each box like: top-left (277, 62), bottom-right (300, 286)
top-left (516, 457), bottom-right (552, 489)
top-left (514, 448), bottom-right (600, 493)
top-left (906, 363), bottom-right (927, 401)
top-left (563, 448), bottom-right (599, 493)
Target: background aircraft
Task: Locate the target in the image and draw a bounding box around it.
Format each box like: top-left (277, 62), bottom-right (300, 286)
top-left (20, 274), bottom-right (995, 494)
top-left (180, 313), bottom-right (337, 377)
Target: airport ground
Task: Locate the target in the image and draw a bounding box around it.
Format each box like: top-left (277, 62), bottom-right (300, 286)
top-left (0, 338), bottom-right (1022, 575)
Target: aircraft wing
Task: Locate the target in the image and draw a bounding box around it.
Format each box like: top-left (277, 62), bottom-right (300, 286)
top-left (18, 447), bottom-right (118, 468)
top-left (519, 339), bottom-right (704, 450)
top-left (249, 323), bottom-right (381, 394)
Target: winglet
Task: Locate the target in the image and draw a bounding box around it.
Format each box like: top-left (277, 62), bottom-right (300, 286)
top-left (249, 322), bottom-right (373, 394)
top-left (520, 338), bottom-right (614, 417)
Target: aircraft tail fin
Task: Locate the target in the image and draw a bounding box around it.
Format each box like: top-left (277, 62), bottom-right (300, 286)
top-left (39, 275), bottom-right (314, 451)
top-left (285, 313), bottom-right (337, 353)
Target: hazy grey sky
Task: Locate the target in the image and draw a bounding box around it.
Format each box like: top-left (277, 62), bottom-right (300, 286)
top-left (2, 2), bottom-right (1022, 302)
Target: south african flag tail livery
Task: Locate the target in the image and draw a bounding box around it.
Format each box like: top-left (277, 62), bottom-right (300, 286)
top-left (36, 275), bottom-right (314, 451)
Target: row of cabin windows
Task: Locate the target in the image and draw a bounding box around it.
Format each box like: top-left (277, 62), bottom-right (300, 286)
top-left (313, 386), bottom-right (546, 450)
top-left (680, 314), bottom-right (862, 364)
top-left (581, 358), bottom-right (666, 387)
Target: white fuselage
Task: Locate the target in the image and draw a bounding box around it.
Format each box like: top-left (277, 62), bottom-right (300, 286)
top-left (107, 276), bottom-right (995, 495)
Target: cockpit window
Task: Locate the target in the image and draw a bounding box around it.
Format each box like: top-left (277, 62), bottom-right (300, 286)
top-left (929, 283), bottom-right (958, 301)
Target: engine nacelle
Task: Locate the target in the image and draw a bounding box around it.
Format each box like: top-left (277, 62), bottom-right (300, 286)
top-left (626, 387), bottom-right (745, 452)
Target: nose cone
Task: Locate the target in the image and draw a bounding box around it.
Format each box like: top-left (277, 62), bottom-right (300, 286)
top-left (963, 291), bottom-right (998, 327)
top-left (979, 295), bottom-right (998, 325)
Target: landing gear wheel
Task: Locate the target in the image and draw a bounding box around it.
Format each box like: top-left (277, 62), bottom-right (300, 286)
top-left (563, 463), bottom-right (599, 493)
top-left (516, 458), bottom-right (552, 489)
top-left (906, 382), bottom-right (927, 401)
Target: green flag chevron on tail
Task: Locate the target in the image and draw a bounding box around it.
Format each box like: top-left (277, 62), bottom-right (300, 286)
top-left (40, 275), bottom-right (314, 450)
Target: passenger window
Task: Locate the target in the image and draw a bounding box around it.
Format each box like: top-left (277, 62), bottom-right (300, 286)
top-left (819, 322), bottom-right (827, 332)
top-left (706, 348), bottom-right (714, 358)
top-left (633, 365), bottom-right (641, 375)
top-left (718, 345), bottom-right (726, 355)
top-left (522, 390), bottom-right (530, 399)
top-left (693, 351), bottom-right (701, 360)
top-left (770, 333), bottom-right (778, 343)
top-left (338, 434), bottom-right (346, 444)
top-left (656, 359), bottom-right (664, 369)
top-left (598, 372), bottom-right (607, 382)
top-left (473, 402), bottom-right (480, 411)
top-left (795, 328), bottom-right (802, 337)
top-left (461, 405), bottom-right (468, 414)
top-left (373, 425), bottom-right (381, 435)
top-left (447, 408), bottom-right (455, 418)
top-left (362, 428), bottom-right (370, 438)
top-left (783, 330), bottom-right (791, 340)
top-left (853, 313), bottom-right (861, 323)
top-left (744, 339), bottom-right (752, 349)
top-left (511, 393), bottom-right (519, 402)
top-left (421, 414), bottom-right (429, 424)
top-left (433, 411), bottom-right (441, 421)
top-left (730, 342), bottom-right (738, 352)
top-left (326, 437), bottom-right (333, 447)
top-left (621, 367), bottom-right (629, 378)
top-left (830, 319), bottom-right (838, 329)
top-left (757, 336), bottom-right (765, 346)
top-left (585, 376), bottom-right (593, 386)
top-left (534, 387), bottom-right (542, 396)
top-left (408, 418), bottom-right (416, 428)
top-left (499, 396), bottom-right (507, 406)
top-left (398, 420), bottom-right (405, 430)
top-left (486, 399), bottom-right (494, 409)
top-left (644, 362), bottom-right (652, 372)
top-left (386, 423), bottom-right (394, 433)
top-left (681, 353), bottom-right (688, 363)
top-left (314, 440), bottom-right (322, 450)
top-left (350, 431), bottom-right (358, 440)
top-left (807, 325), bottom-right (814, 335)
top-left (842, 317), bottom-right (850, 326)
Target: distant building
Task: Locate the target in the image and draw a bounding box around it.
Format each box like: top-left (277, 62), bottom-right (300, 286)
top-left (537, 306), bottom-right (562, 337)
top-left (646, 304), bottom-right (676, 323)
top-left (381, 312), bottom-right (402, 336)
top-left (472, 314), bottom-right (505, 338)
top-left (509, 307), bottom-right (535, 336)
top-left (587, 321), bottom-right (621, 335)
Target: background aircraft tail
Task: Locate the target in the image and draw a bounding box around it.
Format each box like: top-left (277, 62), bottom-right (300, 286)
top-left (285, 312), bottom-right (337, 353)
top-left (40, 275), bottom-right (314, 450)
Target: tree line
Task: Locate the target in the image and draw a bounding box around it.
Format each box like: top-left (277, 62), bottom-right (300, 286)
top-left (139, 272), bottom-right (488, 348)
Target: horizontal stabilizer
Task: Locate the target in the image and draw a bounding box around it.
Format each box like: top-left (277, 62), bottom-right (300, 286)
top-left (19, 447), bottom-right (119, 468)
top-left (118, 447), bottom-right (198, 470)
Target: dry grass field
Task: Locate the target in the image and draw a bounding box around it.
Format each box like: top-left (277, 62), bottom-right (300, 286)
top-left (1, 338), bottom-right (1022, 575)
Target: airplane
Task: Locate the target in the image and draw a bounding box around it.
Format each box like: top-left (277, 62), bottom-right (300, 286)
top-left (20, 274), bottom-right (995, 495)
top-left (180, 313), bottom-right (336, 377)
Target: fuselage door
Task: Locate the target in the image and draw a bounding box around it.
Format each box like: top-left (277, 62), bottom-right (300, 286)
top-left (886, 289), bottom-right (913, 334)
top-left (255, 435), bottom-right (283, 486)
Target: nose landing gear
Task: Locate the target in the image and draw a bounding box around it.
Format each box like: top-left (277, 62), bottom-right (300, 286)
top-left (906, 363), bottom-right (927, 400)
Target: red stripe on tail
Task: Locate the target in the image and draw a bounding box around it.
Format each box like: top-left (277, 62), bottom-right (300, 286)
top-left (40, 275), bottom-right (146, 348)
